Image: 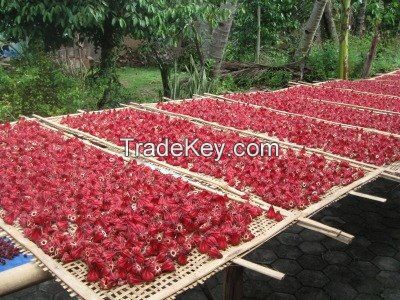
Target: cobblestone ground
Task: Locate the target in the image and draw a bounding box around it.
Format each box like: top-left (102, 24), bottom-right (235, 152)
top-left (1, 178), bottom-right (399, 300)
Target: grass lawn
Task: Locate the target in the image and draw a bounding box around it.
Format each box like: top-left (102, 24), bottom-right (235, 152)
top-left (118, 67), bottom-right (162, 103)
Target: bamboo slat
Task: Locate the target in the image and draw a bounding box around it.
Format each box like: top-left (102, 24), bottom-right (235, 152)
top-left (297, 218), bottom-right (354, 244)
top-left (232, 258), bottom-right (285, 280)
top-left (348, 191), bottom-right (387, 203)
top-left (306, 96), bottom-right (400, 116)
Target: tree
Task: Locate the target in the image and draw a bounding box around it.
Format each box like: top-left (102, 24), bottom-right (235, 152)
top-left (0, 0), bottom-right (157, 107)
top-left (323, 0), bottom-right (339, 42)
top-left (208, 1), bottom-right (237, 76)
top-left (192, 1), bottom-right (237, 77)
top-left (339, 0), bottom-right (351, 79)
top-left (355, 0), bottom-right (368, 36)
top-left (295, 0), bottom-right (329, 78)
top-left (139, 1), bottom-right (221, 97)
top-left (362, 23), bottom-right (380, 78)
top-left (255, 4), bottom-right (261, 63)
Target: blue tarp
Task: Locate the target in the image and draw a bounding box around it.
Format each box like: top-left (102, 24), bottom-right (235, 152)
top-left (0, 253), bottom-right (32, 272)
top-left (0, 237), bottom-right (32, 272)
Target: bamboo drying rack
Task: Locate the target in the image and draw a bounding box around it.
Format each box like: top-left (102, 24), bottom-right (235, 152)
top-left (0, 120), bottom-right (301, 300)
top-left (202, 93), bottom-right (400, 138)
top-left (1, 70), bottom-right (398, 299)
top-left (133, 98), bottom-right (399, 183)
top-left (257, 81), bottom-right (400, 116)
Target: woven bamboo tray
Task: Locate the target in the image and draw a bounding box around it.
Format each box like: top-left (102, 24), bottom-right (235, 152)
top-left (0, 210), bottom-right (297, 300)
top-left (42, 109), bottom-right (389, 215)
top-left (0, 121), bottom-right (300, 299)
top-left (148, 97), bottom-right (399, 178)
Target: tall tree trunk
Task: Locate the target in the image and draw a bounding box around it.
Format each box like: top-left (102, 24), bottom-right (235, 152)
top-left (339, 0), bottom-right (351, 79)
top-left (160, 64), bottom-right (171, 98)
top-left (193, 25), bottom-right (206, 69)
top-left (208, 1), bottom-right (237, 77)
top-left (315, 25), bottom-right (322, 44)
top-left (192, 20), bottom-right (212, 69)
top-left (97, 16), bottom-right (122, 109)
top-left (255, 4), bottom-right (261, 63)
top-left (323, 0), bottom-right (339, 42)
top-left (362, 24), bottom-right (380, 78)
top-left (356, 0), bottom-right (367, 36)
top-left (295, 0), bottom-right (329, 79)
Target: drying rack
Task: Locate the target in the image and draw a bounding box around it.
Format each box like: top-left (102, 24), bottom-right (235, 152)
top-left (1, 71), bottom-right (399, 299)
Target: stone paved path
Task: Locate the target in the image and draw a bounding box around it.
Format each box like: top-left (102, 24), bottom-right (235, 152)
top-left (1, 178), bottom-right (399, 300)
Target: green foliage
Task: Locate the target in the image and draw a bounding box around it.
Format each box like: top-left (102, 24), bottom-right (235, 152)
top-left (228, 0), bottom-right (308, 61)
top-left (0, 52), bottom-right (129, 122)
top-left (184, 56), bottom-right (214, 96)
top-left (0, 0), bottom-right (157, 48)
top-left (365, 0), bottom-right (400, 32)
top-left (305, 35), bottom-right (400, 81)
top-left (118, 67), bottom-right (162, 103)
top-left (166, 56), bottom-right (214, 100)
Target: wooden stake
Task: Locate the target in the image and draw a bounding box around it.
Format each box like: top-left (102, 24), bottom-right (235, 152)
top-left (381, 173), bottom-right (400, 183)
top-left (232, 258), bottom-right (285, 280)
top-left (223, 265), bottom-right (243, 300)
top-left (349, 191), bottom-right (387, 203)
top-left (297, 217), bottom-right (354, 244)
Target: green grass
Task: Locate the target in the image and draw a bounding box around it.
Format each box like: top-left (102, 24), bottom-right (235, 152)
top-left (118, 67), bottom-right (162, 103)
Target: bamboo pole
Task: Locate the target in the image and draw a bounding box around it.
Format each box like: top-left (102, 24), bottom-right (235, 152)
top-left (306, 95), bottom-right (400, 116)
top-left (339, 0), bottom-right (351, 79)
top-left (33, 115), bottom-right (247, 199)
top-left (0, 263), bottom-right (51, 296)
top-left (128, 101), bottom-right (378, 172)
top-left (232, 258), bottom-right (285, 280)
top-left (297, 217), bottom-right (354, 244)
top-left (349, 191), bottom-right (387, 203)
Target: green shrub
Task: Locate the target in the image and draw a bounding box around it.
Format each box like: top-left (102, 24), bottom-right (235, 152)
top-left (305, 36), bottom-right (400, 81)
top-left (0, 52), bottom-right (130, 122)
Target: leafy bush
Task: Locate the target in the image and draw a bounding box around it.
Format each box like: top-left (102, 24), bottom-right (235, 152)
top-left (0, 52), bottom-right (130, 122)
top-left (305, 36), bottom-right (400, 82)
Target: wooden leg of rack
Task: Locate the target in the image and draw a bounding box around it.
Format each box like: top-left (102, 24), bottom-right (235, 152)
top-left (223, 265), bottom-right (244, 300)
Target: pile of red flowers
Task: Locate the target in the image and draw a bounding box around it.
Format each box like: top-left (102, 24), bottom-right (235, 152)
top-left (0, 120), bottom-right (265, 288)
top-left (267, 85), bottom-right (400, 113)
top-left (158, 99), bottom-right (400, 166)
top-left (225, 91), bottom-right (400, 134)
top-left (321, 80), bottom-right (400, 98)
top-left (0, 238), bottom-right (20, 265)
top-left (62, 109), bottom-right (364, 209)
top-left (376, 74), bottom-right (400, 81)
